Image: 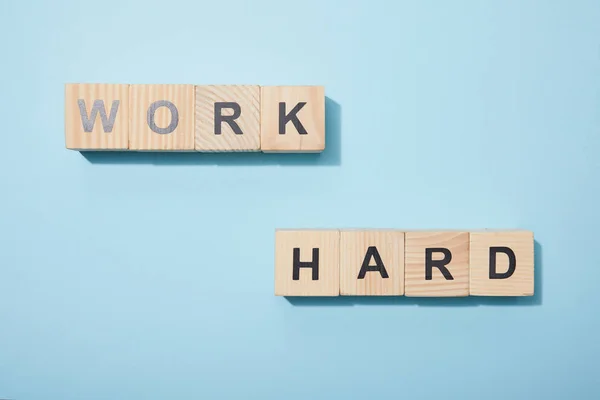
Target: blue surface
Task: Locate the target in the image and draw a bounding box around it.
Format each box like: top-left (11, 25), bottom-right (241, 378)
top-left (1, 0), bottom-right (599, 399)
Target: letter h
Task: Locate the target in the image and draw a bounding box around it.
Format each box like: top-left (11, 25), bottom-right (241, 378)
top-left (292, 248), bottom-right (319, 280)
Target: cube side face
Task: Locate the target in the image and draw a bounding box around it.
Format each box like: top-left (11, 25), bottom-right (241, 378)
top-left (260, 86), bottom-right (325, 152)
top-left (274, 230), bottom-right (340, 296)
top-left (65, 83), bottom-right (129, 150)
top-left (195, 85), bottom-right (260, 152)
top-left (469, 231), bottom-right (534, 296)
top-left (405, 232), bottom-right (469, 297)
top-left (340, 230), bottom-right (405, 296)
top-left (129, 84), bottom-right (195, 151)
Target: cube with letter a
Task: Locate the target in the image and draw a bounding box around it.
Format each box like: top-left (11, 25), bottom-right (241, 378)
top-left (274, 230), bottom-right (339, 296)
top-left (340, 230), bottom-right (405, 296)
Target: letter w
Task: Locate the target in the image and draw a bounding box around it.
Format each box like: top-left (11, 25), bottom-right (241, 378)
top-left (78, 99), bottom-right (120, 133)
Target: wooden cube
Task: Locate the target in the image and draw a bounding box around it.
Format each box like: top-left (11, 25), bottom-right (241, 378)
top-left (195, 85), bottom-right (260, 152)
top-left (274, 230), bottom-right (339, 296)
top-left (405, 231), bottom-right (469, 297)
top-left (340, 230), bottom-right (405, 296)
top-left (260, 86), bottom-right (325, 152)
top-left (129, 84), bottom-right (195, 151)
top-left (65, 83), bottom-right (129, 150)
top-left (470, 231), bottom-right (534, 296)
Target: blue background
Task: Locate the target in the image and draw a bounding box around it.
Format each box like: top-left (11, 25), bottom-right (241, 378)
top-left (1, 0), bottom-right (599, 398)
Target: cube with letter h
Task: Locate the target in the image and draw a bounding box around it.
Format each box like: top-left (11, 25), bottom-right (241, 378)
top-left (274, 230), bottom-right (340, 296)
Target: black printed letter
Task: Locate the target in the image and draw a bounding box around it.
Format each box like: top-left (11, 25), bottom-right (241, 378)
top-left (279, 102), bottom-right (307, 134)
top-left (357, 246), bottom-right (389, 279)
top-left (292, 248), bottom-right (319, 280)
top-left (489, 247), bottom-right (516, 279)
top-left (214, 102), bottom-right (242, 135)
top-left (425, 248), bottom-right (454, 280)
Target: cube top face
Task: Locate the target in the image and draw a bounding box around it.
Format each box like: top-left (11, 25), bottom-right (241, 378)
top-left (405, 231), bottom-right (470, 297)
top-left (65, 83), bottom-right (129, 150)
top-left (274, 230), bottom-right (339, 296)
top-left (469, 231), bottom-right (534, 296)
top-left (260, 86), bottom-right (325, 152)
top-left (129, 84), bottom-right (195, 151)
top-left (340, 230), bottom-right (405, 296)
top-left (195, 85), bottom-right (260, 152)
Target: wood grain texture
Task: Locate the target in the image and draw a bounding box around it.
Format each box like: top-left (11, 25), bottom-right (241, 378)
top-left (65, 83), bottom-right (129, 150)
top-left (340, 230), bottom-right (404, 296)
top-left (195, 85), bottom-right (260, 152)
top-left (260, 86), bottom-right (325, 152)
top-left (405, 231), bottom-right (469, 297)
top-left (470, 231), bottom-right (534, 296)
top-left (274, 230), bottom-right (339, 296)
top-left (129, 84), bottom-right (194, 151)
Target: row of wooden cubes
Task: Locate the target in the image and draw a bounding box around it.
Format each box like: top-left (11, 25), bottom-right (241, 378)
top-left (65, 84), bottom-right (325, 152)
top-left (275, 230), bottom-right (534, 297)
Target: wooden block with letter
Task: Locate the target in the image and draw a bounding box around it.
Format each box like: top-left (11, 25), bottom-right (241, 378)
top-left (340, 230), bottom-right (405, 296)
top-left (469, 230), bottom-right (534, 296)
top-left (405, 231), bottom-right (469, 297)
top-left (260, 86), bottom-right (325, 152)
top-left (195, 85), bottom-right (260, 152)
top-left (274, 230), bottom-right (340, 296)
top-left (129, 84), bottom-right (195, 151)
top-left (65, 83), bottom-right (129, 150)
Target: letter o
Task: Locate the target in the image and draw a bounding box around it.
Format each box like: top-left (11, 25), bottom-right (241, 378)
top-left (147, 100), bottom-right (179, 134)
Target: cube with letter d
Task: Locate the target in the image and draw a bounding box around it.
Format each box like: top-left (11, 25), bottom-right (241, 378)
top-left (469, 231), bottom-right (534, 296)
top-left (274, 230), bottom-right (340, 296)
